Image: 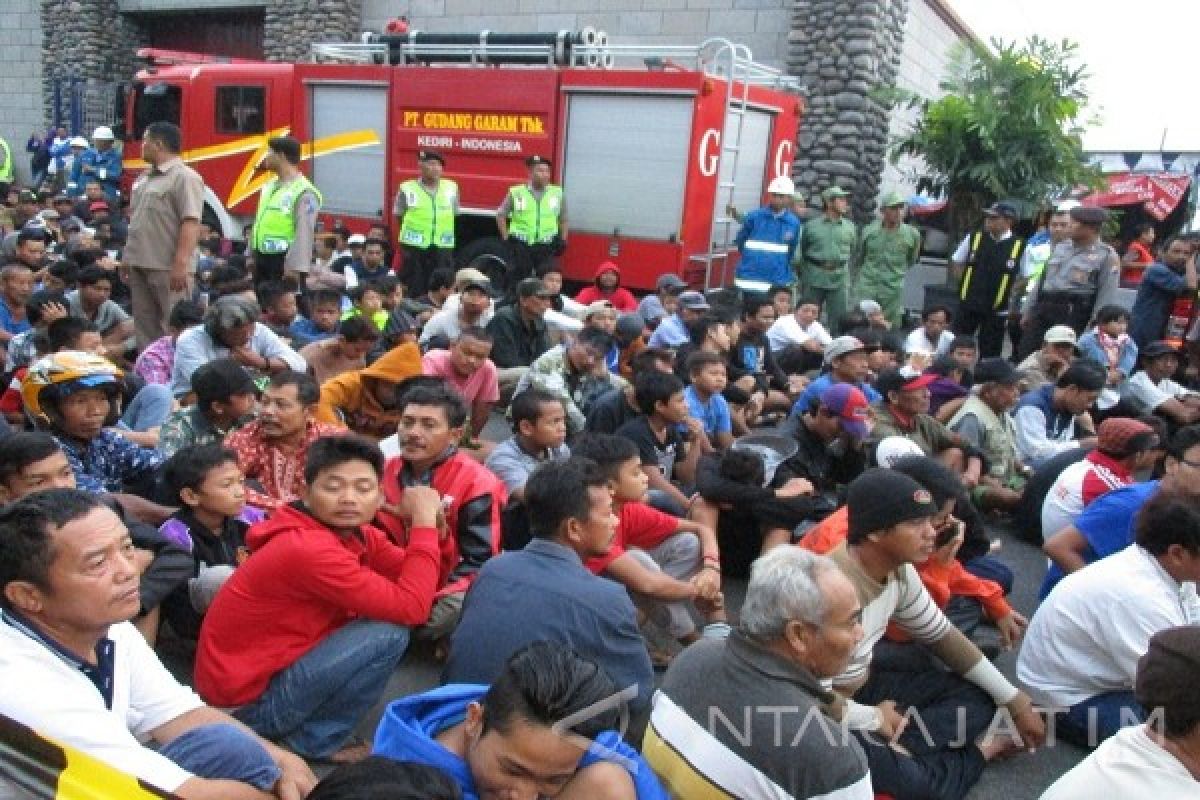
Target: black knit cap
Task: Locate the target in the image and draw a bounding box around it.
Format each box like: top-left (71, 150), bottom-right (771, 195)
top-left (847, 468), bottom-right (938, 541)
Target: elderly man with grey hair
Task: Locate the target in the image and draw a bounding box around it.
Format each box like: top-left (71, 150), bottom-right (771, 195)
top-left (643, 547), bottom-right (874, 799)
top-left (170, 294), bottom-right (306, 398)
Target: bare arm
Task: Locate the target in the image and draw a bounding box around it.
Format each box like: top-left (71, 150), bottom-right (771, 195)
top-left (603, 551), bottom-right (697, 600)
top-left (1043, 526), bottom-right (1090, 575)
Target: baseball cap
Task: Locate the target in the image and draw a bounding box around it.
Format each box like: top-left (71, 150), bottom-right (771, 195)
top-left (615, 313), bottom-right (646, 342)
top-left (848, 469), bottom-right (938, 541)
top-left (1135, 626), bottom-right (1200, 724)
top-left (875, 436), bottom-right (925, 468)
top-left (823, 335), bottom-right (866, 365)
top-left (677, 291), bottom-right (710, 311)
top-left (1141, 340), bottom-right (1180, 360)
top-left (584, 300), bottom-right (615, 318)
top-left (819, 383), bottom-right (871, 440)
top-left (460, 275), bottom-right (494, 295)
top-left (875, 368), bottom-right (937, 398)
top-left (1043, 325), bottom-right (1078, 346)
top-left (822, 186), bottom-right (850, 202)
top-left (347, 233), bottom-right (366, 245)
top-left (191, 359), bottom-right (258, 406)
top-left (973, 357), bottom-right (1019, 385)
top-left (656, 274), bottom-right (687, 293)
top-left (1097, 417), bottom-right (1158, 458)
top-left (983, 202), bottom-right (1018, 219)
top-left (517, 277), bottom-right (555, 299)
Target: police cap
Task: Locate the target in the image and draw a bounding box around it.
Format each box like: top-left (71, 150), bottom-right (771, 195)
top-left (1070, 206), bottom-right (1108, 226)
top-left (525, 155), bottom-right (552, 169)
top-left (418, 150), bottom-right (445, 165)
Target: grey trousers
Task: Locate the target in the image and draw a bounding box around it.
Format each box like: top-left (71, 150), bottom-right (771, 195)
top-left (627, 532), bottom-right (702, 638)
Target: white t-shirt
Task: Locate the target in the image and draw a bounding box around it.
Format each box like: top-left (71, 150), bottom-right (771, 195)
top-left (1017, 545), bottom-right (1200, 708)
top-left (1039, 455), bottom-right (1129, 542)
top-left (904, 327), bottom-right (954, 356)
top-left (1040, 725), bottom-right (1197, 798)
top-left (766, 314), bottom-right (832, 353)
top-left (1121, 371), bottom-right (1197, 414)
top-left (0, 616), bottom-right (203, 794)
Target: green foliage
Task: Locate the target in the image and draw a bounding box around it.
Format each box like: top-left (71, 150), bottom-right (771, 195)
top-left (884, 36), bottom-right (1103, 236)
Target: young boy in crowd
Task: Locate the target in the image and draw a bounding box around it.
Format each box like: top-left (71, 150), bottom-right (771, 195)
top-left (158, 444), bottom-right (265, 639)
top-left (133, 299), bottom-right (205, 386)
top-left (343, 282), bottom-right (388, 331)
top-left (300, 315), bottom-right (380, 386)
top-left (290, 288), bottom-right (344, 347)
top-left (196, 435), bottom-right (445, 763)
top-left (256, 280), bottom-right (300, 344)
top-left (616, 370), bottom-right (709, 516)
top-left (684, 351), bottom-right (734, 450)
top-left (572, 433), bottom-right (726, 651)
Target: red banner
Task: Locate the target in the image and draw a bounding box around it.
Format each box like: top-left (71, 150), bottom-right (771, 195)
top-left (1082, 172), bottom-right (1191, 220)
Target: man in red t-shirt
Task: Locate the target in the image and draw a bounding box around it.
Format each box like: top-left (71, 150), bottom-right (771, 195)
top-left (572, 433), bottom-right (726, 647)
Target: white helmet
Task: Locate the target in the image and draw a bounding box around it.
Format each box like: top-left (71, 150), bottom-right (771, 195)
top-left (875, 436), bottom-right (924, 469)
top-left (92, 126), bottom-right (115, 141)
top-left (767, 175), bottom-right (795, 196)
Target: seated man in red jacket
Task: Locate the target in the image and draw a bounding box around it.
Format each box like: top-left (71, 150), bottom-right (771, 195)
top-left (376, 382), bottom-right (507, 642)
top-left (195, 434), bottom-right (444, 764)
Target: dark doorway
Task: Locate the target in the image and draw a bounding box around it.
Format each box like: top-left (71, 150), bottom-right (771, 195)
top-left (139, 10), bottom-right (265, 60)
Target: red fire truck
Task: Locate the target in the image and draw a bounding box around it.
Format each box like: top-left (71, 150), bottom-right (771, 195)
top-left (119, 31), bottom-right (802, 291)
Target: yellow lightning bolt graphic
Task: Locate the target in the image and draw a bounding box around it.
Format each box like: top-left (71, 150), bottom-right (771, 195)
top-left (126, 126), bottom-right (382, 209)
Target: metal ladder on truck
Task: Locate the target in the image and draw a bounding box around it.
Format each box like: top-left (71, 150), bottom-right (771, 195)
top-left (691, 38), bottom-right (800, 292)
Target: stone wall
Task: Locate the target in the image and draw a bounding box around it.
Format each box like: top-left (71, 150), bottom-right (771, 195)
top-left (359, 0), bottom-right (791, 70)
top-left (0, 0), bottom-right (43, 185)
top-left (265, 0), bottom-right (362, 63)
top-left (787, 0), bottom-right (907, 220)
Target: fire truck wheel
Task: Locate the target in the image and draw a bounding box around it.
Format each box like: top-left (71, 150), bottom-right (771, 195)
top-left (456, 236), bottom-right (513, 289)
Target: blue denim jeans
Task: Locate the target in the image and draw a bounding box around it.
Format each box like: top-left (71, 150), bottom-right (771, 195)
top-left (159, 722), bottom-right (279, 789)
top-left (234, 619), bottom-right (411, 758)
top-left (119, 383), bottom-right (174, 432)
top-left (1059, 691), bottom-right (1145, 747)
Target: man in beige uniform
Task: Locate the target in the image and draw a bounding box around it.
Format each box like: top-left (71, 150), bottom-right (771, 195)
top-left (123, 121), bottom-right (205, 348)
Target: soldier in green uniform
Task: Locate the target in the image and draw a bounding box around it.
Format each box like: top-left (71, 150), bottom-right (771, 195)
top-left (853, 191), bottom-right (921, 329)
top-left (797, 186), bottom-right (857, 329)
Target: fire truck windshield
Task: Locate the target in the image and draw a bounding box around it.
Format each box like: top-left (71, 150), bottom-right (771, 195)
top-left (132, 82), bottom-right (182, 138)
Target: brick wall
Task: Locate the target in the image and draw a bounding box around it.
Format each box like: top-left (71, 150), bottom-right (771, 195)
top-left (0, 0), bottom-right (44, 185)
top-left (359, 0), bottom-right (790, 69)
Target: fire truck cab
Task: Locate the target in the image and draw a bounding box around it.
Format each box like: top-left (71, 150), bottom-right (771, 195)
top-left (122, 33), bottom-right (802, 291)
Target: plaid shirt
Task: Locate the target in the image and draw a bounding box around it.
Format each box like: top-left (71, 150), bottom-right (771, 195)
top-left (54, 429), bottom-right (163, 493)
top-left (134, 335), bottom-right (175, 386)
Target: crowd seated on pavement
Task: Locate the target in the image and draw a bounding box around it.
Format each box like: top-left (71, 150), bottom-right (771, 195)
top-left (3, 180), bottom-right (1200, 800)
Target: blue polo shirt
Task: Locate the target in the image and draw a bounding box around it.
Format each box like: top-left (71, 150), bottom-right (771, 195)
top-left (1039, 480), bottom-right (1159, 598)
top-left (684, 385), bottom-right (731, 438)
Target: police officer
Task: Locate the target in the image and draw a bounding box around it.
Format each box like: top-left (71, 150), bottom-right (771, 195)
top-left (797, 185), bottom-right (857, 328)
top-left (73, 126), bottom-right (123, 202)
top-left (394, 149), bottom-right (458, 297)
top-left (1008, 205), bottom-right (1073, 360)
top-left (733, 174), bottom-right (801, 295)
top-left (1019, 205), bottom-right (1120, 358)
top-left (0, 134), bottom-right (13, 194)
top-left (497, 155), bottom-right (566, 294)
top-left (854, 190), bottom-right (921, 329)
top-left (950, 201), bottom-right (1025, 358)
top-left (250, 135), bottom-right (321, 285)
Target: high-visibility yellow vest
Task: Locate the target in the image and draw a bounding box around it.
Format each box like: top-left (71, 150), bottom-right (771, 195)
top-left (0, 138), bottom-right (12, 184)
top-left (507, 184), bottom-right (562, 244)
top-left (398, 178), bottom-right (458, 249)
top-left (251, 175), bottom-right (322, 255)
